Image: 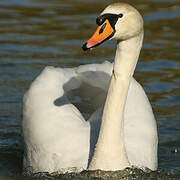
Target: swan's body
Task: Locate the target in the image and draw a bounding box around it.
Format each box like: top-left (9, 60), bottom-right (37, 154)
top-left (22, 3), bottom-right (158, 173)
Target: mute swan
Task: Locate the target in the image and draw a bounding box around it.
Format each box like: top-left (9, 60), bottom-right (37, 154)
top-left (22, 3), bottom-right (158, 173)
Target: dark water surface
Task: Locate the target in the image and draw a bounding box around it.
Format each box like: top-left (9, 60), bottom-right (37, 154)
top-left (0, 0), bottom-right (179, 179)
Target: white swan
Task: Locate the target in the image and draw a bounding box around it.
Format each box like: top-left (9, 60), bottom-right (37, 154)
top-left (22, 3), bottom-right (158, 173)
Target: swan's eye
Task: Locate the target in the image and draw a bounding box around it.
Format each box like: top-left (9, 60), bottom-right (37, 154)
top-left (118, 13), bottom-right (123, 18)
top-left (99, 23), bottom-right (106, 34)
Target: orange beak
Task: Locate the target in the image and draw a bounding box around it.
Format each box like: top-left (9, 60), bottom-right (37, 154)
top-left (82, 19), bottom-right (115, 51)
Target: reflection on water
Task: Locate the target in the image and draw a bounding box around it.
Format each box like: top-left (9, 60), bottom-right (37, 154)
top-left (0, 0), bottom-right (179, 179)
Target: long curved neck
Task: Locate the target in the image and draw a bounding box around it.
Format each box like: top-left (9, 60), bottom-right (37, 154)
top-left (89, 32), bottom-right (144, 170)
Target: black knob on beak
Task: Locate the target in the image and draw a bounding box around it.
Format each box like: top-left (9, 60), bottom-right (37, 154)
top-left (96, 16), bottom-right (106, 26)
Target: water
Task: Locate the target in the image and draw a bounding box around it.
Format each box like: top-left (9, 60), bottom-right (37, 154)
top-left (0, 0), bottom-right (179, 179)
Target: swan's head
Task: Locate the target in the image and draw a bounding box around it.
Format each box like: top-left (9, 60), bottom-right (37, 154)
top-left (82, 3), bottom-right (143, 50)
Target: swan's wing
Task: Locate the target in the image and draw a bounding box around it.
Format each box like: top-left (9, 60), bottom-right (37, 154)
top-left (23, 62), bottom-right (113, 173)
top-left (124, 78), bottom-right (158, 170)
top-left (23, 66), bottom-right (90, 173)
